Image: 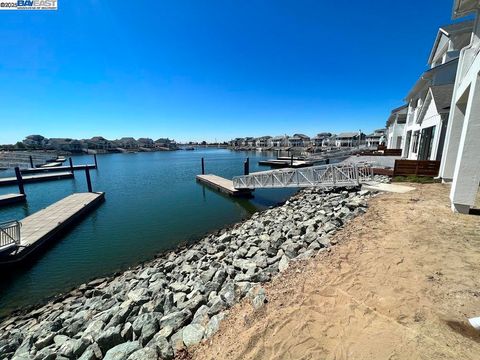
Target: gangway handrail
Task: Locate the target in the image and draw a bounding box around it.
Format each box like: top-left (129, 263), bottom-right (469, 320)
top-left (233, 163), bottom-right (374, 190)
top-left (0, 220), bottom-right (21, 249)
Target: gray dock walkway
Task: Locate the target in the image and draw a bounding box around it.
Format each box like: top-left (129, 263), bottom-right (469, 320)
top-left (0, 193), bottom-right (26, 206)
top-left (0, 172), bottom-right (73, 186)
top-left (21, 164), bottom-right (96, 174)
top-left (196, 174), bottom-right (253, 197)
top-left (0, 192), bottom-right (105, 264)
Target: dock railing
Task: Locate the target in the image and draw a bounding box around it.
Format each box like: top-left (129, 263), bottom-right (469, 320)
top-left (233, 163), bottom-right (374, 189)
top-left (0, 220), bottom-right (21, 249)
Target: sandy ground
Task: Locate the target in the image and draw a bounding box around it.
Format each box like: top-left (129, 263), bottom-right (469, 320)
top-left (192, 184), bottom-right (480, 360)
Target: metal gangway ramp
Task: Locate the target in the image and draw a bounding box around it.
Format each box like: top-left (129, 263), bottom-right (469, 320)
top-left (233, 163), bottom-right (374, 189)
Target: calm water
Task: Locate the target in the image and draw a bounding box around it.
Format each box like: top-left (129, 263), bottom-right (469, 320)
top-left (0, 149), bottom-right (296, 316)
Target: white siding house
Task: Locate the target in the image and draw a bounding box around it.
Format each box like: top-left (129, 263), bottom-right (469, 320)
top-left (255, 136), bottom-right (272, 148)
top-left (402, 20), bottom-right (473, 160)
top-left (271, 136), bottom-right (289, 148)
top-left (288, 134), bottom-right (310, 147)
top-left (335, 132), bottom-right (364, 147)
top-left (386, 105), bottom-right (407, 149)
top-left (440, 0), bottom-right (480, 213)
top-left (366, 129), bottom-right (386, 148)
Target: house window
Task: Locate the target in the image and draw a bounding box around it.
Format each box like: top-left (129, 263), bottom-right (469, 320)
top-left (412, 131), bottom-right (420, 153)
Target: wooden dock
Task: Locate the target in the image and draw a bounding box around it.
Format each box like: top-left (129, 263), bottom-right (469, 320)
top-left (258, 159), bottom-right (315, 168)
top-left (0, 193), bottom-right (26, 206)
top-left (0, 192), bottom-right (105, 264)
top-left (41, 162), bottom-right (63, 168)
top-left (196, 174), bottom-right (253, 197)
top-left (0, 172), bottom-right (73, 187)
top-left (21, 164), bottom-right (96, 174)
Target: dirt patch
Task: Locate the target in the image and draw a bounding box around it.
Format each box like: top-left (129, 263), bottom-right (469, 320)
top-left (192, 184), bottom-right (480, 360)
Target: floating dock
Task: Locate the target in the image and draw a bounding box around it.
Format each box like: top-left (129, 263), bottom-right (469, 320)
top-left (41, 162), bottom-right (63, 168)
top-left (0, 192), bottom-right (105, 264)
top-left (0, 172), bottom-right (73, 187)
top-left (196, 174), bottom-right (253, 197)
top-left (258, 159), bottom-right (315, 168)
top-left (0, 193), bottom-right (26, 206)
top-left (21, 164), bottom-right (96, 174)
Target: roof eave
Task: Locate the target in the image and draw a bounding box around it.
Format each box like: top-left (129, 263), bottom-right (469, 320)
top-left (452, 0), bottom-right (479, 19)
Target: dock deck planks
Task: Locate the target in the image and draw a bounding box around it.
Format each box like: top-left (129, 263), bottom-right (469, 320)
top-left (196, 174), bottom-right (253, 197)
top-left (0, 193), bottom-right (26, 206)
top-left (258, 159), bottom-right (315, 168)
top-left (0, 192), bottom-right (105, 264)
top-left (21, 164), bottom-right (96, 174)
top-left (0, 172), bottom-right (73, 186)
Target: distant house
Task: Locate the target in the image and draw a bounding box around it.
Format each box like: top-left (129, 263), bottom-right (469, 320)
top-left (271, 135), bottom-right (289, 148)
top-left (242, 137), bottom-right (255, 147)
top-left (47, 138), bottom-right (83, 152)
top-left (288, 134), bottom-right (310, 147)
top-left (137, 138), bottom-right (154, 148)
top-left (229, 138), bottom-right (244, 147)
top-left (154, 138), bottom-right (176, 149)
top-left (116, 137), bottom-right (138, 149)
top-left (335, 132), bottom-right (365, 147)
top-left (312, 133), bottom-right (332, 147)
top-left (85, 136), bottom-right (111, 150)
top-left (255, 136), bottom-right (272, 148)
top-left (386, 105), bottom-right (408, 149)
top-left (366, 129), bottom-right (386, 148)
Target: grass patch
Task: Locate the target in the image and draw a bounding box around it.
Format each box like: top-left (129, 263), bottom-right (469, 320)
top-left (392, 175), bottom-right (440, 184)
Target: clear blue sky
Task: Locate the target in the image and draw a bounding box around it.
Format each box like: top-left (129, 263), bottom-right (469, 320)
top-left (0, 0), bottom-right (456, 143)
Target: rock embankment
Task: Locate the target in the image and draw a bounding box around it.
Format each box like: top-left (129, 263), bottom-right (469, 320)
top-left (0, 187), bottom-right (373, 360)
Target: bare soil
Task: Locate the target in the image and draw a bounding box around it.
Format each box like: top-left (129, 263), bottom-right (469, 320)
top-left (192, 184), bottom-right (480, 360)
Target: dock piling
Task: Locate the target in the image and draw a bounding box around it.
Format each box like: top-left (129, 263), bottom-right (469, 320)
top-left (290, 155), bottom-right (294, 167)
top-left (93, 154), bottom-right (98, 168)
top-left (14, 167), bottom-right (25, 195)
top-left (69, 158), bottom-right (75, 178)
top-left (201, 157), bottom-right (205, 175)
top-left (244, 158), bottom-right (250, 175)
top-left (29, 156), bottom-right (34, 168)
top-left (85, 168), bottom-right (93, 192)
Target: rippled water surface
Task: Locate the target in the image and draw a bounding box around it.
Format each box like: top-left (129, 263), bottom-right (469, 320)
top-left (0, 149), bottom-right (297, 316)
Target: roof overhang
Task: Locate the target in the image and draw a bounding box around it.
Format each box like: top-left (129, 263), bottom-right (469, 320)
top-left (452, 0), bottom-right (479, 19)
top-left (404, 58), bottom-right (458, 101)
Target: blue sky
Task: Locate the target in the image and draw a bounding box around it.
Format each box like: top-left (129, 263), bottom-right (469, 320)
top-left (0, 0), bottom-right (456, 143)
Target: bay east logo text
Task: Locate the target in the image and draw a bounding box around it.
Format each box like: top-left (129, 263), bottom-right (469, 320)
top-left (0, 0), bottom-right (57, 10)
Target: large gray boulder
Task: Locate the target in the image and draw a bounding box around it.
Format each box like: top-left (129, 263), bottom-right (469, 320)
top-left (126, 347), bottom-right (158, 360)
top-left (103, 341), bottom-right (141, 360)
top-left (182, 323), bottom-right (205, 347)
top-left (96, 325), bottom-right (124, 353)
top-left (159, 309), bottom-right (192, 332)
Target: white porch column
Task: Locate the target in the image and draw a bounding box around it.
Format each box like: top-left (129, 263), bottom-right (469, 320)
top-left (450, 75), bottom-right (480, 213)
top-left (439, 99), bottom-right (465, 180)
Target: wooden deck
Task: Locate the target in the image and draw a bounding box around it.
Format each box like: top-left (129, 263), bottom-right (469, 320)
top-left (196, 174), bottom-right (253, 197)
top-left (0, 193), bottom-right (26, 206)
top-left (0, 172), bottom-right (73, 186)
top-left (0, 192), bottom-right (105, 264)
top-left (21, 164), bottom-right (96, 174)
